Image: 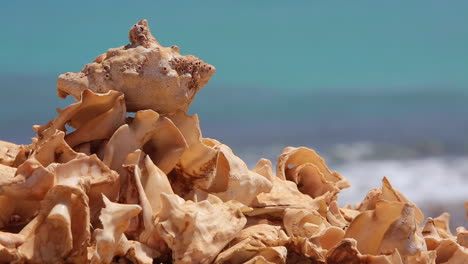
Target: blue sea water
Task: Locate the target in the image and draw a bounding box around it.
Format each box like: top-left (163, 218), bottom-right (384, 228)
top-left (1, 1), bottom-right (468, 226)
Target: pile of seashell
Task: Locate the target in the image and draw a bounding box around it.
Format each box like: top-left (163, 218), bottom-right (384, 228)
top-left (0, 19), bottom-right (467, 264)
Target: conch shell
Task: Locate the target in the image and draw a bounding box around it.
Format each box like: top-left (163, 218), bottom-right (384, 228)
top-left (276, 147), bottom-right (350, 201)
top-left (345, 201), bottom-right (426, 256)
top-left (156, 193), bottom-right (246, 264)
top-left (168, 112), bottom-right (272, 206)
top-left (57, 19), bottom-right (215, 114)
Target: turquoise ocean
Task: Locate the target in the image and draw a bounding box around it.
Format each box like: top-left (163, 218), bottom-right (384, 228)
top-left (1, 1), bottom-right (468, 226)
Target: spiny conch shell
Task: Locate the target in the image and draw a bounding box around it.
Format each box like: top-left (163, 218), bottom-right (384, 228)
top-left (326, 238), bottom-right (403, 264)
top-left (117, 235), bottom-right (160, 264)
top-left (250, 159), bottom-right (327, 216)
top-left (29, 130), bottom-right (85, 169)
top-left (287, 237), bottom-right (326, 263)
top-left (0, 158), bottom-right (54, 200)
top-left (214, 224), bottom-right (289, 264)
top-left (434, 239), bottom-right (468, 264)
top-left (276, 147), bottom-right (350, 201)
top-left (456, 226), bottom-right (468, 248)
top-left (0, 195), bottom-right (39, 230)
top-left (156, 193), bottom-right (246, 264)
top-left (167, 112), bottom-right (272, 206)
top-left (17, 184), bottom-right (90, 264)
top-left (91, 195), bottom-right (142, 264)
top-left (50, 155), bottom-right (120, 223)
top-left (421, 213), bottom-right (455, 250)
top-left (0, 244), bottom-right (20, 263)
top-left (283, 209), bottom-right (330, 238)
top-left (121, 150), bottom-right (171, 251)
top-left (0, 231), bottom-right (24, 249)
top-left (326, 200), bottom-right (349, 228)
top-left (283, 208), bottom-right (344, 254)
top-left (215, 240), bottom-right (287, 264)
top-left (356, 176), bottom-right (424, 223)
top-left (344, 201), bottom-right (426, 256)
top-left (57, 19), bottom-right (215, 114)
top-left (123, 150), bottom-right (174, 213)
top-left (0, 141), bottom-right (21, 167)
top-left (34, 89), bottom-right (126, 149)
top-left (339, 206), bottom-right (360, 223)
top-left (404, 250), bottom-right (437, 264)
top-left (206, 141), bottom-right (273, 206)
top-left (0, 231), bottom-right (24, 263)
top-left (103, 109), bottom-right (187, 183)
top-left (0, 161), bottom-right (46, 228)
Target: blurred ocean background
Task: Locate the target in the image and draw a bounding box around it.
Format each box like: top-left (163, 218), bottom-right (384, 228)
top-left (1, 1), bottom-right (467, 227)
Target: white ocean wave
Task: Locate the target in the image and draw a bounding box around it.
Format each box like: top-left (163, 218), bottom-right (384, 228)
top-left (335, 156), bottom-right (468, 206)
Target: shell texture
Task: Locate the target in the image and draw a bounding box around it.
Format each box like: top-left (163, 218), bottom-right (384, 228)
top-left (0, 19), bottom-right (466, 264)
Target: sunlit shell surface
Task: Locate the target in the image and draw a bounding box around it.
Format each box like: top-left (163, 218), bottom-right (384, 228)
top-left (0, 19), bottom-right (466, 264)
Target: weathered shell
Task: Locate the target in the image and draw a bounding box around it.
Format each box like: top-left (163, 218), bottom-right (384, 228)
top-left (214, 224), bottom-right (289, 264)
top-left (91, 195), bottom-right (142, 264)
top-left (18, 184), bottom-right (90, 263)
top-left (345, 201), bottom-right (426, 256)
top-left (57, 19), bottom-right (215, 114)
top-left (276, 146), bottom-right (350, 200)
top-left (156, 193), bottom-right (246, 264)
top-left (168, 112), bottom-right (272, 206)
top-left (326, 238), bottom-right (403, 264)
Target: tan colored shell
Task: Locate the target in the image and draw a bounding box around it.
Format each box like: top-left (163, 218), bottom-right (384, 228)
top-left (435, 239), bottom-right (468, 264)
top-left (326, 200), bottom-right (349, 228)
top-left (91, 195), bottom-right (142, 264)
top-left (276, 146), bottom-right (349, 200)
top-left (34, 90), bottom-right (126, 149)
top-left (121, 151), bottom-right (170, 252)
top-left (214, 224), bottom-right (289, 264)
top-left (283, 208), bottom-right (344, 253)
top-left (104, 109), bottom-right (187, 182)
top-left (326, 238), bottom-right (403, 264)
top-left (28, 130), bottom-right (82, 168)
top-left (0, 141), bottom-right (22, 167)
top-left (57, 19), bottom-right (215, 114)
top-left (251, 158), bottom-right (326, 215)
top-left (168, 112), bottom-right (272, 206)
top-left (18, 184), bottom-right (90, 263)
top-left (51, 155), bottom-right (120, 222)
top-left (356, 176), bottom-right (424, 223)
top-left (156, 193), bottom-right (246, 264)
top-left (0, 195), bottom-right (39, 230)
top-left (0, 158), bottom-right (54, 200)
top-left (456, 226), bottom-right (468, 248)
top-left (345, 201), bottom-right (426, 256)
